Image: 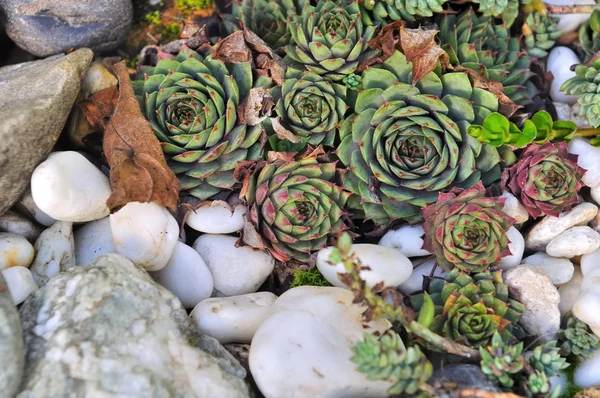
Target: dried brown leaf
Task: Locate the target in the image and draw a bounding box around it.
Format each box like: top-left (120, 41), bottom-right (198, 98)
top-left (270, 117), bottom-right (302, 144)
top-left (237, 87), bottom-right (275, 126)
top-left (399, 25), bottom-right (446, 85)
top-left (358, 20), bottom-right (404, 72)
top-left (79, 85), bottom-right (118, 131)
top-left (103, 61), bottom-right (179, 212)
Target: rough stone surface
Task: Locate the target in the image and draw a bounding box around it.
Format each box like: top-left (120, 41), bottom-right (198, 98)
top-left (30, 221), bottom-right (75, 287)
top-left (0, 272), bottom-right (24, 398)
top-left (522, 253), bottom-right (574, 285)
top-left (574, 386), bottom-right (600, 398)
top-left (504, 266), bottom-right (561, 341)
top-left (0, 0), bottom-right (133, 57)
top-left (546, 226), bottom-right (600, 258)
top-left (430, 364), bottom-right (501, 392)
top-left (525, 203), bottom-right (599, 251)
top-left (17, 254), bottom-right (249, 398)
top-left (0, 49), bottom-right (92, 216)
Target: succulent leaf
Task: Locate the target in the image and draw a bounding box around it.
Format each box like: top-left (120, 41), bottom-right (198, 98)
top-left (561, 62), bottom-right (600, 128)
top-left (559, 312), bottom-right (600, 361)
top-left (479, 332), bottom-right (524, 388)
top-left (522, 12), bottom-right (562, 58)
top-left (528, 340), bottom-right (569, 376)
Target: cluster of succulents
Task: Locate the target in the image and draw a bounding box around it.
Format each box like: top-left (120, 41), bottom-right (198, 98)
top-left (130, 0), bottom-right (598, 395)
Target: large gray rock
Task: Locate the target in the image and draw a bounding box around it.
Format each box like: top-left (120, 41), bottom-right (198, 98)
top-left (0, 49), bottom-right (92, 217)
top-left (0, 272), bottom-right (24, 398)
top-left (18, 254), bottom-right (249, 398)
top-left (0, 0), bottom-right (132, 57)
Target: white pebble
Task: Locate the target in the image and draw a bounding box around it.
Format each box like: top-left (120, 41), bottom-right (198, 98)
top-left (316, 244), bottom-right (413, 290)
top-left (192, 234), bottom-right (274, 296)
top-left (17, 187), bottom-right (56, 227)
top-left (31, 151), bottom-right (112, 222)
top-left (575, 350), bottom-right (600, 388)
top-left (190, 292), bottom-right (277, 344)
top-left (110, 202), bottom-right (179, 271)
top-left (74, 218), bottom-right (116, 266)
top-left (547, 0), bottom-right (595, 31)
top-left (558, 266), bottom-right (583, 315)
top-left (568, 138), bottom-right (600, 188)
top-left (547, 46), bottom-right (580, 104)
top-left (573, 290), bottom-right (600, 329)
top-left (581, 248), bottom-right (600, 276)
top-left (0, 210), bottom-right (42, 242)
top-left (0, 232), bottom-right (34, 270)
top-left (378, 224), bottom-right (431, 257)
top-left (150, 241), bottom-right (213, 308)
top-left (30, 222), bottom-right (75, 287)
top-left (546, 226), bottom-right (600, 258)
top-left (522, 253), bottom-right (574, 285)
top-left (1, 266), bottom-right (38, 305)
top-left (497, 227), bottom-right (524, 270)
top-left (501, 192), bottom-right (529, 224)
top-left (399, 258), bottom-right (443, 295)
top-left (250, 286), bottom-right (392, 398)
top-left (186, 201), bottom-right (247, 234)
top-left (525, 203), bottom-right (599, 251)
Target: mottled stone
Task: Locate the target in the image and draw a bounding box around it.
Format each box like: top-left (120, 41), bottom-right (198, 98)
top-left (30, 221), bottom-right (75, 287)
top-left (0, 49), bottom-right (92, 216)
top-left (0, 210), bottom-right (42, 242)
top-left (0, 272), bottom-right (24, 398)
top-left (430, 364), bottom-right (501, 392)
top-left (18, 254), bottom-right (249, 398)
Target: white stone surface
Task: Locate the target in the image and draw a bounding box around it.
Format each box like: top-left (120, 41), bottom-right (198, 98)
top-left (150, 241), bottom-right (214, 309)
top-left (399, 258), bottom-right (443, 295)
top-left (525, 203), bottom-right (599, 251)
top-left (190, 292), bottom-right (277, 344)
top-left (110, 202), bottom-right (179, 271)
top-left (501, 192), bottom-right (529, 224)
top-left (250, 286), bottom-right (392, 398)
top-left (317, 244), bottom-right (413, 290)
top-left (30, 222), bottom-right (75, 287)
top-left (559, 267), bottom-right (583, 315)
top-left (17, 188), bottom-right (56, 227)
top-left (74, 217), bottom-right (116, 266)
top-left (522, 253), bottom-right (574, 285)
top-left (1, 266), bottom-right (37, 305)
top-left (497, 227), bottom-right (524, 270)
top-left (546, 0), bottom-right (595, 32)
top-left (569, 138), bottom-right (600, 188)
top-left (581, 248), bottom-right (600, 276)
top-left (186, 201), bottom-right (247, 234)
top-left (0, 210), bottom-right (42, 242)
top-left (31, 151), bottom-right (111, 222)
top-left (193, 234), bottom-right (274, 297)
top-left (573, 286), bottom-right (600, 330)
top-left (504, 266), bottom-right (561, 341)
top-left (377, 224), bottom-right (431, 257)
top-left (0, 232), bottom-right (34, 270)
top-left (547, 47), bottom-right (580, 104)
top-left (575, 350), bottom-right (600, 388)
top-left (546, 226), bottom-right (600, 258)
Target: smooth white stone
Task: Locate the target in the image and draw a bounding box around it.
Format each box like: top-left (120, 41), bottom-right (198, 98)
top-left (523, 253), bottom-right (575, 285)
top-left (546, 0), bottom-right (595, 32)
top-left (110, 202), bottom-right (179, 271)
top-left (149, 241), bottom-right (213, 309)
top-left (558, 267), bottom-right (583, 315)
top-left (591, 184), bottom-right (600, 208)
top-left (581, 248), bottom-right (600, 276)
top-left (250, 286), bottom-right (392, 398)
top-left (30, 221), bottom-right (75, 287)
top-left (575, 350), bottom-right (600, 388)
top-left (0, 210), bottom-right (42, 242)
top-left (398, 258), bottom-right (443, 295)
top-left (547, 47), bottom-right (580, 104)
top-left (554, 102), bottom-right (572, 122)
top-left (546, 226), bottom-right (600, 258)
top-left (192, 234), bottom-right (274, 296)
top-left (525, 203), bottom-right (599, 251)
top-left (569, 138), bottom-right (600, 188)
top-left (31, 151), bottom-right (111, 222)
top-left (1, 266), bottom-right (38, 305)
top-left (573, 290), bottom-right (600, 329)
top-left (17, 187), bottom-right (56, 227)
top-left (186, 201), bottom-right (247, 234)
top-left (592, 326), bottom-right (600, 338)
top-left (549, 372), bottom-right (568, 396)
top-left (504, 266), bottom-right (561, 341)
top-left (501, 192), bottom-right (529, 224)
top-left (378, 224), bottom-right (431, 257)
top-left (581, 266), bottom-right (600, 293)
top-left (74, 218), bottom-right (116, 266)
top-left (190, 292), bottom-right (277, 344)
top-left (497, 227), bottom-right (524, 270)
top-left (317, 244), bottom-right (413, 290)
top-left (0, 232), bottom-right (34, 270)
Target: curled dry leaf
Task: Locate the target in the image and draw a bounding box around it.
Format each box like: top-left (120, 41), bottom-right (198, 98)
top-left (237, 87), bottom-right (275, 126)
top-left (270, 117), bottom-right (303, 144)
top-left (103, 61), bottom-right (179, 212)
top-left (79, 85), bottom-right (118, 131)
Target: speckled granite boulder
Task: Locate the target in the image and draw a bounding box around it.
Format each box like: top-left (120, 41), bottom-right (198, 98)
top-left (0, 0), bottom-right (132, 57)
top-left (0, 272), bottom-right (24, 398)
top-left (17, 254), bottom-right (249, 398)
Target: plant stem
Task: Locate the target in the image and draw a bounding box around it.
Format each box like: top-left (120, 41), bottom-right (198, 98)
top-left (576, 128), bottom-right (600, 137)
top-left (546, 5), bottom-right (596, 14)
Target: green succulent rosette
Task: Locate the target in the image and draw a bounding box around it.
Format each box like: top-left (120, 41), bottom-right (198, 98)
top-left (472, 0), bottom-right (520, 27)
top-left (522, 12), bottom-right (562, 58)
top-left (284, 0), bottom-right (377, 82)
top-left (479, 333), bottom-right (524, 388)
top-left (359, 0), bottom-right (447, 25)
top-left (579, 9), bottom-right (600, 63)
top-left (411, 268), bottom-right (525, 348)
top-left (267, 69), bottom-right (347, 148)
top-left (239, 154), bottom-right (351, 262)
top-left (133, 47), bottom-right (271, 200)
top-left (559, 312), bottom-right (600, 361)
top-left (337, 50), bottom-right (501, 225)
top-left (439, 8), bottom-right (538, 106)
top-left (561, 61), bottom-right (600, 128)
